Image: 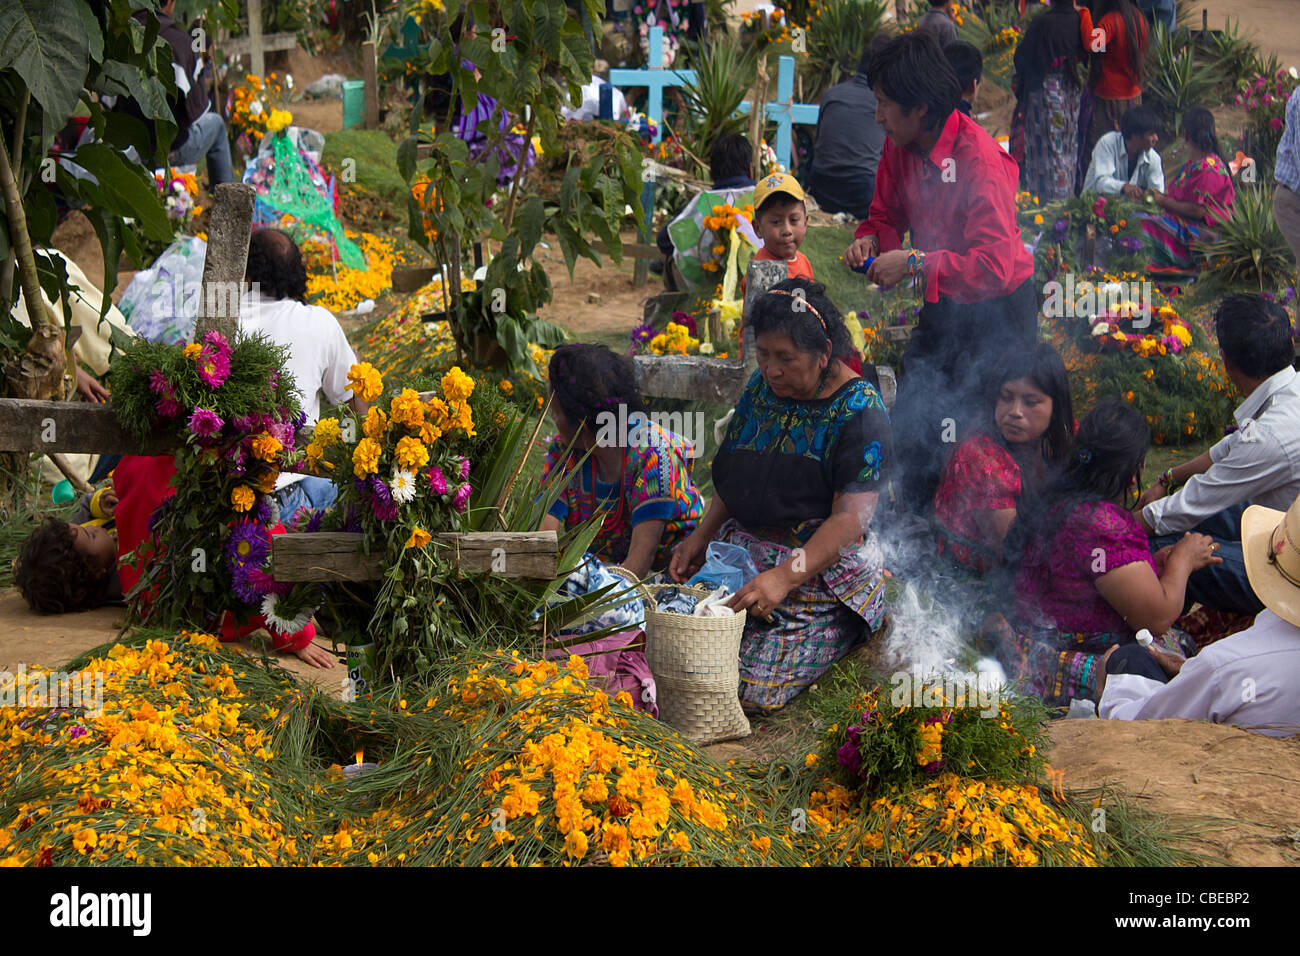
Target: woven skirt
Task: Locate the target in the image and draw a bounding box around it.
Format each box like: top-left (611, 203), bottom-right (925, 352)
top-left (717, 520), bottom-right (887, 714)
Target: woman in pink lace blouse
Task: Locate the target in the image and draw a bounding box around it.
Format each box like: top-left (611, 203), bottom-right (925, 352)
top-left (994, 402), bottom-right (1221, 706)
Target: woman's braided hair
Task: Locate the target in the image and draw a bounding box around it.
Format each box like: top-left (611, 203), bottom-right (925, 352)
top-left (548, 343), bottom-right (647, 435)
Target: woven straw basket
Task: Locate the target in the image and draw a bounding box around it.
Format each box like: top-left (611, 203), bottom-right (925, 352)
top-left (609, 567), bottom-right (751, 744)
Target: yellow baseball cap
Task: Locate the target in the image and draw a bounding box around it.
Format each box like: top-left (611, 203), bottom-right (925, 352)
top-left (753, 172), bottom-right (806, 210)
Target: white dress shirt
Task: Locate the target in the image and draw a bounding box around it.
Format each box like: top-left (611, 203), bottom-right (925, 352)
top-left (239, 290), bottom-right (358, 489)
top-left (1144, 366), bottom-right (1300, 535)
top-left (1099, 610), bottom-right (1300, 737)
top-left (1082, 131), bottom-right (1166, 195)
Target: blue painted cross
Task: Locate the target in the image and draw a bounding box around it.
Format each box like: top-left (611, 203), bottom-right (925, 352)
top-left (606, 27), bottom-right (696, 145)
top-left (738, 55), bottom-right (820, 169)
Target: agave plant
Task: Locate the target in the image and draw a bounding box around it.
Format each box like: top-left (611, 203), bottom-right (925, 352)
top-left (803, 0), bottom-right (890, 98)
top-left (1143, 24), bottom-right (1217, 130)
top-left (1200, 185), bottom-right (1297, 292)
top-left (675, 39), bottom-right (758, 174)
top-left (1205, 18), bottom-right (1261, 90)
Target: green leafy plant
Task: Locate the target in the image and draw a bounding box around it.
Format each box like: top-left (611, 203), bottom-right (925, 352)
top-left (1143, 24), bottom-right (1218, 130)
top-left (1204, 17), bottom-right (1261, 90)
top-left (395, 0), bottom-right (642, 376)
top-left (801, 0), bottom-right (890, 100)
top-left (1201, 184), bottom-right (1297, 291)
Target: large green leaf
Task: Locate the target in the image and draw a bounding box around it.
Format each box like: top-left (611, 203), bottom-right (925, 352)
top-left (0, 0), bottom-right (90, 123)
top-left (72, 142), bottom-right (171, 241)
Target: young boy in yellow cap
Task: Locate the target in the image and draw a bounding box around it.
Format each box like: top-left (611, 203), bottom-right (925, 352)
top-left (745, 172), bottom-right (815, 292)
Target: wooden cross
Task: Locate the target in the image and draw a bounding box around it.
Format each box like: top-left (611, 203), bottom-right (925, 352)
top-left (737, 55), bottom-right (820, 170)
top-left (606, 27), bottom-right (697, 145)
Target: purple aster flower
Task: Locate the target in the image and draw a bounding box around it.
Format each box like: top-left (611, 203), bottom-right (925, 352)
top-left (428, 465), bottom-right (448, 496)
top-left (69, 724), bottom-right (88, 739)
top-left (253, 497), bottom-right (272, 525)
top-left (339, 505), bottom-right (362, 534)
top-left (631, 322), bottom-right (655, 344)
top-left (304, 509), bottom-right (324, 534)
top-left (189, 407), bottom-right (224, 437)
top-left (452, 482), bottom-right (473, 513)
top-left (293, 409), bottom-right (308, 431)
top-left (155, 395), bottom-right (183, 418)
top-left (269, 421), bottom-right (296, 449)
top-left (226, 521), bottom-right (270, 568)
top-left (459, 457), bottom-right (471, 481)
top-left (836, 741), bottom-right (861, 776)
top-left (247, 566), bottom-right (291, 598)
top-left (232, 562), bottom-right (266, 605)
top-left (370, 476), bottom-right (398, 521)
top-left (231, 414), bottom-right (256, 433)
top-left (148, 369), bottom-right (172, 395)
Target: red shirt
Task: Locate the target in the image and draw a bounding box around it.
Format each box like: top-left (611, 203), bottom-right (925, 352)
top-left (855, 109), bottom-right (1033, 305)
top-left (1077, 9), bottom-right (1147, 100)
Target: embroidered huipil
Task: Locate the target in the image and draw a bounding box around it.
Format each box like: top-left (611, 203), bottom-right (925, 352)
top-left (854, 109), bottom-right (1033, 304)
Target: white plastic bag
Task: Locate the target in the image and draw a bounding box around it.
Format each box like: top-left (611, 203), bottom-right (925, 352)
top-left (118, 236), bottom-right (207, 344)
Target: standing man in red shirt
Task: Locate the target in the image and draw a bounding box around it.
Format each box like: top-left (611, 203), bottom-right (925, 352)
top-left (844, 33), bottom-right (1037, 515)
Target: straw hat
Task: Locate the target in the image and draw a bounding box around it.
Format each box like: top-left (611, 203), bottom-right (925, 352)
top-left (1241, 496), bottom-right (1300, 627)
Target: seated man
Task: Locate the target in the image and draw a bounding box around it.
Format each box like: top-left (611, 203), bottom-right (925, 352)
top-left (1082, 105), bottom-right (1165, 198)
top-left (239, 229), bottom-right (368, 520)
top-left (1139, 294), bottom-right (1300, 615)
top-left (1098, 493), bottom-right (1300, 737)
top-left (111, 1), bottom-right (233, 185)
top-left (804, 37), bottom-right (888, 220)
top-left (657, 133), bottom-right (756, 289)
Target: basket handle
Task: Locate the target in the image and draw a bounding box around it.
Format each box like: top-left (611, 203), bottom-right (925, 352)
top-left (606, 564), bottom-right (676, 606)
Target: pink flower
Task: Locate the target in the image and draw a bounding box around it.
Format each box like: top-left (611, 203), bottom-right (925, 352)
top-left (1273, 117), bottom-right (1284, 131)
top-left (148, 369), bottom-right (172, 395)
top-left (155, 395), bottom-right (183, 418)
top-left (202, 330), bottom-right (231, 356)
top-left (188, 407), bottom-right (223, 437)
top-left (452, 482), bottom-right (473, 513)
top-left (1092, 196), bottom-right (1107, 218)
top-left (458, 457), bottom-right (471, 481)
top-left (196, 345), bottom-right (231, 388)
top-left (428, 465), bottom-right (447, 496)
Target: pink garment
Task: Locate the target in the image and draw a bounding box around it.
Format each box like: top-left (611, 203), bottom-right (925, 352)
top-left (547, 631), bottom-right (658, 718)
top-left (1012, 500), bottom-right (1155, 633)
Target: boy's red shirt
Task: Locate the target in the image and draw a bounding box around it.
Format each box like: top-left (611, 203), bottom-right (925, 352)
top-left (112, 455), bottom-right (315, 652)
top-left (855, 109), bottom-right (1033, 305)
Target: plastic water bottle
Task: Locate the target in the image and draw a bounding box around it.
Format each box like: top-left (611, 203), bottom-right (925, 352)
top-left (1135, 629), bottom-right (1154, 647)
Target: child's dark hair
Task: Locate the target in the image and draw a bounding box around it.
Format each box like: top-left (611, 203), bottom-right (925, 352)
top-left (866, 33), bottom-right (961, 132)
top-left (1180, 107), bottom-right (1225, 165)
top-left (14, 519), bottom-right (111, 614)
top-left (709, 133), bottom-right (753, 182)
top-left (1214, 293), bottom-right (1294, 380)
top-left (748, 277), bottom-right (855, 362)
top-left (246, 228), bottom-right (308, 303)
top-left (1118, 105), bottom-right (1161, 141)
top-left (1007, 402), bottom-right (1149, 564)
top-left (755, 191), bottom-right (805, 219)
top-left (548, 344), bottom-right (646, 434)
top-left (987, 343), bottom-right (1075, 466)
top-left (944, 41), bottom-right (983, 93)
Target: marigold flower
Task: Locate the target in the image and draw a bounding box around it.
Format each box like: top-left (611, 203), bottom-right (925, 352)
top-left (348, 362), bottom-right (384, 402)
top-left (313, 417), bottom-right (342, 446)
top-left (231, 486), bottom-right (256, 512)
top-left (404, 527), bottom-right (432, 550)
top-left (183, 343), bottom-right (203, 360)
top-left (389, 388), bottom-right (425, 428)
top-left (441, 366), bottom-right (475, 402)
top-left (250, 433), bottom-right (283, 462)
top-left (363, 406), bottom-right (388, 440)
top-left (352, 438), bottom-right (382, 479)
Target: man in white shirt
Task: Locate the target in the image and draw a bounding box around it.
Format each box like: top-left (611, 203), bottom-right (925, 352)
top-left (1098, 492), bottom-right (1300, 737)
top-left (240, 229), bottom-right (366, 520)
top-left (1082, 106), bottom-right (1165, 198)
top-left (1139, 294), bottom-right (1300, 614)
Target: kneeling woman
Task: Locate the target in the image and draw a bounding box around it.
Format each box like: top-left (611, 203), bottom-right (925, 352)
top-left (670, 279), bottom-right (893, 713)
top-left (540, 344), bottom-right (705, 578)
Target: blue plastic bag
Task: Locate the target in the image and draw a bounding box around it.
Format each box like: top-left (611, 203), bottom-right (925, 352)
top-left (686, 541), bottom-right (759, 593)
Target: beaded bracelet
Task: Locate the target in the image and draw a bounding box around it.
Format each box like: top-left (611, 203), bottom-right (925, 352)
top-left (1158, 467), bottom-right (1177, 490)
top-left (906, 249), bottom-right (926, 276)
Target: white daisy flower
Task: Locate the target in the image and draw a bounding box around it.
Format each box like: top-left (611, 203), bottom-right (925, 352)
top-left (261, 593), bottom-right (313, 636)
top-left (285, 73), bottom-right (294, 89)
top-left (249, 99), bottom-right (264, 116)
top-left (391, 468), bottom-right (417, 504)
